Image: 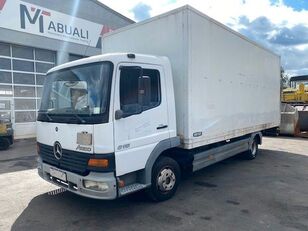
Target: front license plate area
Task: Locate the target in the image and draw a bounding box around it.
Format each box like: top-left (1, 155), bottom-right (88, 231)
top-left (50, 167), bottom-right (67, 182)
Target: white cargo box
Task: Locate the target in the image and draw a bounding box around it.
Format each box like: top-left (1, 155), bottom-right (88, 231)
top-left (102, 5), bottom-right (281, 149)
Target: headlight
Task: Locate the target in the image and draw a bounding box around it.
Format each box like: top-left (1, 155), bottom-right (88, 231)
top-left (83, 180), bottom-right (109, 191)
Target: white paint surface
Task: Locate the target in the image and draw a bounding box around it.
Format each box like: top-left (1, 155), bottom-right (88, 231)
top-left (102, 6), bottom-right (281, 149)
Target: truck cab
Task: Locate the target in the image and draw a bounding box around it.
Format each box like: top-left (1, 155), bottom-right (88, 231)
top-left (37, 53), bottom-right (179, 200)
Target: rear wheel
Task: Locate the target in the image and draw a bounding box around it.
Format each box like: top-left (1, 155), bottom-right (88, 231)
top-left (147, 156), bottom-right (181, 202)
top-left (0, 138), bottom-right (10, 150)
top-left (243, 137), bottom-right (258, 160)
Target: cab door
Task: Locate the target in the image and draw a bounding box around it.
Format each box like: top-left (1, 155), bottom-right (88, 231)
top-left (113, 63), bottom-right (169, 176)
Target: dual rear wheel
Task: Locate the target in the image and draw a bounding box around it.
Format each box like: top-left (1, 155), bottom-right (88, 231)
top-left (242, 137), bottom-right (259, 160)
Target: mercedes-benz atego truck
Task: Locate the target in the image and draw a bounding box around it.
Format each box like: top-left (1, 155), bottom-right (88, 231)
top-left (37, 6), bottom-right (280, 201)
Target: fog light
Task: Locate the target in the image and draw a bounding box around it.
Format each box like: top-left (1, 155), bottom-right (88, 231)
top-left (83, 180), bottom-right (109, 191)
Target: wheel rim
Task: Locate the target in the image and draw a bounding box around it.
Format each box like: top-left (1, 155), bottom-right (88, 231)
top-left (157, 168), bottom-right (176, 192)
top-left (251, 141), bottom-right (257, 156)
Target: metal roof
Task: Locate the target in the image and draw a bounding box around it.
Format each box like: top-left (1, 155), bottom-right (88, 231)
top-left (290, 75), bottom-right (308, 82)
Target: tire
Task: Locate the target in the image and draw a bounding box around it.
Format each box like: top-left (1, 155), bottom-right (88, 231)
top-left (243, 137), bottom-right (258, 160)
top-left (147, 156), bottom-right (181, 202)
top-left (0, 138), bottom-right (10, 151)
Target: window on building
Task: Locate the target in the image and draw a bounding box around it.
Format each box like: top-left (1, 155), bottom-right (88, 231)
top-left (12, 45), bottom-right (34, 60)
top-left (0, 71), bottom-right (12, 84)
top-left (0, 58), bottom-right (11, 70)
top-left (15, 111), bottom-right (36, 123)
top-left (36, 87), bottom-right (43, 98)
top-left (13, 73), bottom-right (35, 85)
top-left (0, 85), bottom-right (13, 96)
top-left (14, 99), bottom-right (36, 110)
top-left (35, 49), bottom-right (55, 63)
top-left (0, 43), bottom-right (10, 56)
top-left (0, 43), bottom-right (56, 126)
top-left (13, 60), bottom-right (34, 72)
top-left (119, 67), bottom-right (161, 117)
top-left (36, 74), bottom-right (46, 85)
top-left (36, 62), bottom-right (54, 73)
top-left (14, 86), bottom-right (35, 97)
top-left (0, 100), bottom-right (11, 110)
top-left (69, 54), bottom-right (87, 62)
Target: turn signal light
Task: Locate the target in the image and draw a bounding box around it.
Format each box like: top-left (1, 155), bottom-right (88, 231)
top-left (88, 159), bottom-right (109, 168)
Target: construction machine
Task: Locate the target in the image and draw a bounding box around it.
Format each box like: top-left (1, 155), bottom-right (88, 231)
top-left (281, 75), bottom-right (308, 136)
top-left (0, 113), bottom-right (13, 150)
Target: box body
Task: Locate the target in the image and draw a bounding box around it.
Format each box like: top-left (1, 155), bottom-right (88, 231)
top-left (102, 6), bottom-right (280, 149)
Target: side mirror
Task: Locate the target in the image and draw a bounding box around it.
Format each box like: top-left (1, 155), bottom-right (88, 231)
top-left (115, 109), bottom-right (124, 120)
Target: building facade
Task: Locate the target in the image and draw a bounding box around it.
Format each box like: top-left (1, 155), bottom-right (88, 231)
top-left (0, 0), bottom-right (133, 139)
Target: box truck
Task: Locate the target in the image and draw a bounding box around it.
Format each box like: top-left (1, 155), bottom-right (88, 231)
top-left (37, 6), bottom-right (280, 201)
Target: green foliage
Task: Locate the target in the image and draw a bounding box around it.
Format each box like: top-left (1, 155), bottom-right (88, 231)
top-left (281, 67), bottom-right (289, 89)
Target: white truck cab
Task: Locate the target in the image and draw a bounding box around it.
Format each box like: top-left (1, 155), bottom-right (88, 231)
top-left (37, 53), bottom-right (181, 200)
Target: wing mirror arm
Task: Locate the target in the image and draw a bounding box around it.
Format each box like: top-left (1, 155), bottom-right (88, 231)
top-left (115, 109), bottom-right (124, 120)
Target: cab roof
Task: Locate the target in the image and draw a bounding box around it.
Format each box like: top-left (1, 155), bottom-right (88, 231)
top-left (47, 53), bottom-right (169, 74)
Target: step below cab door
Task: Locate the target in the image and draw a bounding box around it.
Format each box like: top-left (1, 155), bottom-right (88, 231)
top-left (113, 63), bottom-right (169, 176)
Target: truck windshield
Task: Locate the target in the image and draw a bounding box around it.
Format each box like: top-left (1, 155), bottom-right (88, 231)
top-left (38, 61), bottom-right (113, 124)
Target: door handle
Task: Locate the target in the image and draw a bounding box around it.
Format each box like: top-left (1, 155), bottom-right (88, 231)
top-left (157, 125), bottom-right (168, 130)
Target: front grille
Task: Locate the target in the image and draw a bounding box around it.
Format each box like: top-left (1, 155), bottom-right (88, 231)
top-left (39, 143), bottom-right (90, 176)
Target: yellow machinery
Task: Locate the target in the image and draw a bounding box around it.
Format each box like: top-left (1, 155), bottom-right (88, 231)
top-left (282, 82), bottom-right (308, 103)
top-left (0, 115), bottom-right (13, 150)
top-left (281, 75), bottom-right (308, 135)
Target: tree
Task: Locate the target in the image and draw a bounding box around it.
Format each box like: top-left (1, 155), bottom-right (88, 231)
top-left (281, 67), bottom-right (289, 89)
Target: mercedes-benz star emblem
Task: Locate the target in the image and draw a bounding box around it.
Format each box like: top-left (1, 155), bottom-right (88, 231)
top-left (53, 141), bottom-right (62, 160)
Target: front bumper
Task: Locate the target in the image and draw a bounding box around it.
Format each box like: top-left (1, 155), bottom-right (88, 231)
top-left (37, 158), bottom-right (117, 200)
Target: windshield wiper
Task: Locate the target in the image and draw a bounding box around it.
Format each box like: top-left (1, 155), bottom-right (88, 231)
top-left (40, 112), bottom-right (53, 121)
top-left (62, 109), bottom-right (87, 124)
top-left (43, 109), bottom-right (87, 124)
top-left (71, 113), bottom-right (86, 124)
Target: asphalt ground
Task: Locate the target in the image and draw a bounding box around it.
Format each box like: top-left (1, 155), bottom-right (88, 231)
top-left (0, 137), bottom-right (308, 231)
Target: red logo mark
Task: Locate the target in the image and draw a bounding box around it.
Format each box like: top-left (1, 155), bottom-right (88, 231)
top-left (42, 10), bottom-right (51, 16)
top-left (30, 6), bottom-right (50, 16)
top-left (101, 25), bottom-right (113, 36)
top-left (0, 0), bottom-right (7, 11)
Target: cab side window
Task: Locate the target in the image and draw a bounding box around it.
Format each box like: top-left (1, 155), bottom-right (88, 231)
top-left (120, 67), bottom-right (161, 117)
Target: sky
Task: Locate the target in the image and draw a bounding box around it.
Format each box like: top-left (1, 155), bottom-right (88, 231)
top-left (99, 0), bottom-right (308, 77)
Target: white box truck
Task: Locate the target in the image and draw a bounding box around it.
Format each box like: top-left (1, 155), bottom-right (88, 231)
top-left (37, 5), bottom-right (280, 201)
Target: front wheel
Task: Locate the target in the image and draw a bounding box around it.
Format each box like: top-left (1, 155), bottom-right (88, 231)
top-left (147, 156), bottom-right (181, 202)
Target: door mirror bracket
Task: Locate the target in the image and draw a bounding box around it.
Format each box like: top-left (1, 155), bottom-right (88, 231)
top-left (115, 110), bottom-right (124, 120)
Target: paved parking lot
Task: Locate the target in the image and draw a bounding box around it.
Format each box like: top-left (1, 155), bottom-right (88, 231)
top-left (0, 137), bottom-right (308, 231)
